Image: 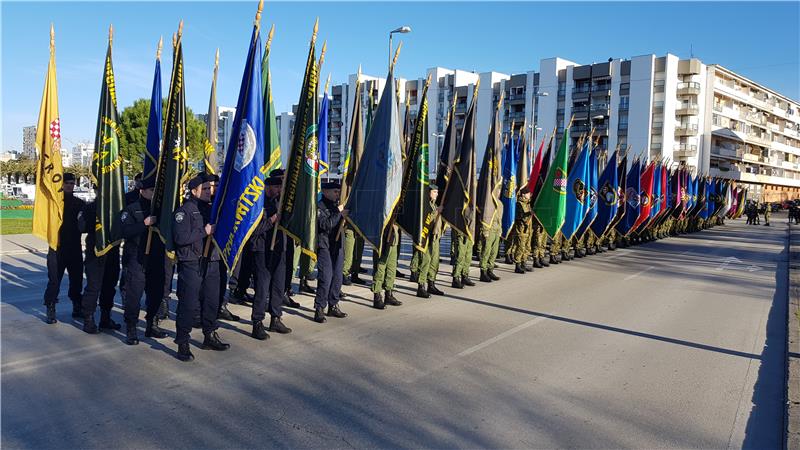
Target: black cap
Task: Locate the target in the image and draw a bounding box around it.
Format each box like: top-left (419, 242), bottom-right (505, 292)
top-left (269, 168), bottom-right (285, 178)
top-left (321, 180), bottom-right (341, 190)
top-left (266, 176), bottom-right (282, 186)
top-left (63, 172), bottom-right (75, 182)
top-left (188, 175), bottom-right (205, 190)
top-left (134, 172), bottom-right (143, 181)
top-left (203, 172), bottom-right (220, 183)
top-left (140, 178), bottom-right (156, 190)
top-left (429, 183), bottom-right (439, 191)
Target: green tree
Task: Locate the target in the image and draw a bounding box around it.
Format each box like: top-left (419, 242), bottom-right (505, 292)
top-left (118, 98), bottom-right (206, 175)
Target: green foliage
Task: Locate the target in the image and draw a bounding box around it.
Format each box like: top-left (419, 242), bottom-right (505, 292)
top-left (118, 98), bottom-right (206, 175)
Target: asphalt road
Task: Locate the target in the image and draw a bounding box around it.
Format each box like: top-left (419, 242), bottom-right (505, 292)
top-left (0, 217), bottom-right (787, 449)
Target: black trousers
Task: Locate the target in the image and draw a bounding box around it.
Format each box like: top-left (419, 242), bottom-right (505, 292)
top-left (251, 250), bottom-right (286, 321)
top-left (175, 260), bottom-right (207, 345)
top-left (43, 246), bottom-right (83, 306)
top-left (200, 259), bottom-right (221, 333)
top-left (314, 245), bottom-right (343, 310)
top-left (122, 256), bottom-right (162, 325)
top-left (145, 241), bottom-right (174, 309)
top-left (81, 246), bottom-right (120, 318)
top-left (232, 246), bottom-right (254, 295)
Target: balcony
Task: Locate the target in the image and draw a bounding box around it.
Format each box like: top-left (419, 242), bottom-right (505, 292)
top-left (653, 102), bottom-right (665, 114)
top-left (591, 105), bottom-right (610, 117)
top-left (677, 81), bottom-right (701, 96)
top-left (675, 123), bottom-right (699, 136)
top-left (676, 104), bottom-right (699, 115)
top-left (674, 143), bottom-right (698, 158)
top-left (712, 146), bottom-right (742, 159)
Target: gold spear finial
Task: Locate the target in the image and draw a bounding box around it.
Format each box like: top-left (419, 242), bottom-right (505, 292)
top-left (108, 24), bottom-right (113, 47)
top-left (472, 78), bottom-right (481, 99)
top-left (254, 0), bottom-right (264, 28)
top-left (266, 24), bottom-right (275, 55)
top-left (318, 40), bottom-right (327, 68)
top-left (172, 33), bottom-right (177, 50)
top-left (156, 36), bottom-right (163, 60)
top-left (496, 90), bottom-right (505, 109)
top-left (424, 72), bottom-right (432, 88)
top-left (390, 41), bottom-right (402, 72)
top-left (311, 17), bottom-right (319, 46)
top-left (324, 73), bottom-right (331, 95)
top-left (214, 48), bottom-right (219, 69)
top-left (50, 23), bottom-right (55, 52)
top-left (177, 20), bottom-right (183, 42)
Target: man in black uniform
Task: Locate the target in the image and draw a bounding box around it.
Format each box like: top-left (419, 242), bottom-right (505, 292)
top-left (313, 181), bottom-right (348, 323)
top-left (43, 173), bottom-right (86, 324)
top-left (172, 176), bottom-right (229, 362)
top-left (250, 174), bottom-right (292, 339)
top-left (204, 173), bottom-right (239, 322)
top-left (79, 192), bottom-right (122, 334)
top-left (120, 178), bottom-right (165, 344)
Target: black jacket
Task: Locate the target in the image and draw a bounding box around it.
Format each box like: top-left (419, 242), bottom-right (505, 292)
top-left (60, 193), bottom-right (86, 251)
top-left (198, 200), bottom-right (220, 262)
top-left (172, 196), bottom-right (206, 262)
top-left (120, 196), bottom-right (151, 265)
top-left (316, 197), bottom-right (343, 250)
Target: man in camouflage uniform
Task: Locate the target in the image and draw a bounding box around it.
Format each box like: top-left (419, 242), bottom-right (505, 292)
top-left (451, 229), bottom-right (474, 289)
top-left (508, 187), bottom-right (533, 273)
top-left (415, 185), bottom-right (445, 298)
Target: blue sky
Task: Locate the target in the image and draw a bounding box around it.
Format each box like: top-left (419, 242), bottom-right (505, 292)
top-left (3, 1), bottom-right (799, 152)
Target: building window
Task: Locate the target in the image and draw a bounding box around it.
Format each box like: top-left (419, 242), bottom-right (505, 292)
top-left (654, 79), bottom-right (665, 93)
top-left (619, 96), bottom-right (629, 110)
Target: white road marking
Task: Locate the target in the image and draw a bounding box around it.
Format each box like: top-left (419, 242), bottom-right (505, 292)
top-left (623, 266), bottom-right (654, 281)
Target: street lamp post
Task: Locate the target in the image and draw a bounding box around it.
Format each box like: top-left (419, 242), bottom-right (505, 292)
top-left (389, 26), bottom-right (411, 67)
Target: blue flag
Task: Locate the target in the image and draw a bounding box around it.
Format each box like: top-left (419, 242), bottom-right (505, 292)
top-left (591, 150), bottom-right (618, 237)
top-left (650, 164), bottom-right (661, 219)
top-left (562, 140), bottom-right (591, 239)
top-left (617, 159), bottom-right (641, 236)
top-left (211, 27), bottom-right (265, 273)
top-left (699, 178), bottom-right (712, 220)
top-left (143, 56), bottom-right (162, 183)
top-left (577, 146), bottom-right (598, 238)
top-left (318, 92), bottom-right (329, 179)
top-left (500, 135), bottom-right (517, 238)
top-left (345, 70), bottom-right (404, 253)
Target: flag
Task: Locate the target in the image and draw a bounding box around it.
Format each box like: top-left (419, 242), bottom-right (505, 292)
top-left (143, 37), bottom-right (163, 183)
top-left (706, 178), bottom-right (718, 219)
top-left (590, 150), bottom-right (619, 237)
top-left (262, 25), bottom-right (281, 173)
top-left (698, 177), bottom-right (711, 220)
top-left (516, 127), bottom-right (529, 195)
top-left (532, 129), bottom-right (569, 238)
top-left (500, 134), bottom-right (517, 238)
top-left (91, 28), bottom-right (125, 255)
top-left (278, 22), bottom-right (320, 259)
top-left (32, 25), bottom-right (64, 251)
top-left (650, 163), bottom-right (662, 219)
top-left (577, 145), bottom-right (598, 238)
top-left (617, 159), bottom-right (641, 236)
top-left (318, 89), bottom-right (330, 179)
top-left (476, 94), bottom-right (503, 236)
top-left (340, 75), bottom-right (362, 203)
top-left (203, 49), bottom-right (219, 175)
top-left (718, 181), bottom-right (732, 217)
top-left (345, 65), bottom-right (404, 252)
top-left (561, 139), bottom-right (591, 240)
top-left (440, 83), bottom-right (479, 242)
top-left (434, 95), bottom-right (457, 207)
top-left (528, 137), bottom-right (545, 197)
top-left (631, 162), bottom-right (654, 233)
top-left (150, 30), bottom-right (189, 257)
top-left (397, 75), bottom-right (432, 251)
top-left (610, 153), bottom-right (628, 229)
top-left (211, 18), bottom-right (266, 273)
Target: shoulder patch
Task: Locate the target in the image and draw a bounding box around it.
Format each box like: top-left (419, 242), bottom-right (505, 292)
top-left (175, 211), bottom-right (185, 223)
top-left (121, 211), bottom-right (129, 222)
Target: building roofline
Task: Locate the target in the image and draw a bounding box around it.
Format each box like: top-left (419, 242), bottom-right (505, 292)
top-left (711, 64), bottom-right (799, 107)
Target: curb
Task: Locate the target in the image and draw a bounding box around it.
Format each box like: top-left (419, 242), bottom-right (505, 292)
top-left (787, 222), bottom-right (800, 450)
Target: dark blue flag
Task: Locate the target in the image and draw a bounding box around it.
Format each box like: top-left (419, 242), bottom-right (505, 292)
top-left (211, 26), bottom-right (265, 273)
top-left (143, 54), bottom-right (162, 183)
top-left (577, 146), bottom-right (598, 238)
top-left (591, 150), bottom-right (618, 237)
top-left (562, 139), bottom-right (591, 239)
top-left (617, 159), bottom-right (641, 236)
top-left (500, 135), bottom-right (517, 238)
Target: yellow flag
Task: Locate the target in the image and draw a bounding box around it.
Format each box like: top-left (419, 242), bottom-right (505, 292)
top-left (32, 24), bottom-right (65, 251)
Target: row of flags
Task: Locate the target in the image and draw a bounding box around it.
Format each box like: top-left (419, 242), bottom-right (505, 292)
top-left (31, 3), bottom-right (749, 277)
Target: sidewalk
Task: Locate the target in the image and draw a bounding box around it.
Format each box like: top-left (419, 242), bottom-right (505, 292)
top-left (0, 234), bottom-right (49, 255)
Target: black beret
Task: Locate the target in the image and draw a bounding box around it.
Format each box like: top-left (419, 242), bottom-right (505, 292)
top-left (266, 176), bottom-right (282, 186)
top-left (269, 169), bottom-right (285, 178)
top-left (188, 175), bottom-right (205, 190)
top-left (321, 180), bottom-right (341, 190)
top-left (63, 172), bottom-right (75, 182)
top-left (429, 183), bottom-right (439, 191)
top-left (203, 172), bottom-right (220, 183)
top-left (140, 177), bottom-right (156, 189)
top-left (134, 172), bottom-right (143, 181)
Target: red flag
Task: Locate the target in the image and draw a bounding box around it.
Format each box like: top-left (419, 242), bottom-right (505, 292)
top-left (631, 162), bottom-right (655, 233)
top-left (527, 138), bottom-right (545, 196)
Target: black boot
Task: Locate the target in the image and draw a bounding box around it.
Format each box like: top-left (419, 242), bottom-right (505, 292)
top-left (83, 316), bottom-right (99, 334)
top-left (480, 270), bottom-right (492, 282)
top-left (202, 331), bottom-right (230, 351)
top-left (384, 290), bottom-right (402, 306)
top-left (314, 307), bottom-right (327, 323)
top-left (157, 298), bottom-right (169, 320)
top-left (428, 281), bottom-right (445, 296)
top-left (488, 270), bottom-right (500, 281)
top-left (410, 272), bottom-right (419, 283)
top-left (373, 292), bottom-right (386, 310)
top-left (71, 302), bottom-right (82, 319)
top-left (176, 343), bottom-right (194, 362)
top-left (549, 254), bottom-right (559, 265)
top-left (218, 304), bottom-right (240, 321)
top-left (251, 320), bottom-right (269, 340)
top-left (341, 276), bottom-right (353, 286)
top-left (327, 304), bottom-right (348, 318)
top-left (300, 278), bottom-right (316, 294)
top-left (533, 258), bottom-right (543, 269)
top-left (351, 274), bottom-right (367, 285)
top-left (125, 323), bottom-right (139, 345)
top-left (524, 262), bottom-right (533, 272)
top-left (269, 316), bottom-right (292, 334)
top-left (416, 284), bottom-right (430, 298)
top-left (283, 295), bottom-right (301, 308)
top-left (451, 277), bottom-right (463, 289)
top-left (145, 318), bottom-right (167, 339)
top-left (462, 275), bottom-right (475, 287)
top-left (540, 257), bottom-right (550, 267)
top-left (285, 287), bottom-right (295, 298)
top-left (45, 303), bottom-right (57, 324)
top-left (99, 311), bottom-right (121, 331)
top-left (515, 263), bottom-right (525, 274)
top-left (396, 270), bottom-right (406, 278)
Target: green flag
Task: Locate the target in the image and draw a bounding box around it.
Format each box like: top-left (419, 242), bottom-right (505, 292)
top-left (397, 76), bottom-right (432, 251)
top-left (262, 25), bottom-right (281, 173)
top-left (277, 21), bottom-right (318, 260)
top-left (516, 125), bottom-right (529, 194)
top-left (476, 93), bottom-right (503, 233)
top-left (203, 49), bottom-right (219, 175)
top-left (440, 82), bottom-right (479, 242)
top-left (91, 31), bottom-right (124, 256)
top-left (340, 75), bottom-right (363, 204)
top-left (532, 128), bottom-right (570, 238)
top-left (434, 95), bottom-right (457, 208)
top-left (151, 33), bottom-right (189, 256)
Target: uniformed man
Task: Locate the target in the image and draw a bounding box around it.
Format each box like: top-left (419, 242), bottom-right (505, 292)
top-left (477, 210), bottom-right (502, 283)
top-left (43, 173), bottom-right (86, 324)
top-left (372, 224), bottom-right (403, 309)
top-left (313, 180), bottom-right (348, 323)
top-left (79, 193), bottom-right (122, 334)
top-left (509, 187), bottom-right (533, 273)
top-left (450, 229), bottom-right (475, 288)
top-left (197, 175), bottom-right (227, 343)
top-left (342, 225), bottom-right (367, 285)
top-left (415, 185), bottom-right (445, 298)
top-left (764, 203), bottom-right (771, 226)
top-left (204, 173), bottom-right (239, 322)
top-left (530, 219), bottom-right (549, 268)
top-left (119, 178), bottom-right (165, 344)
top-left (172, 175), bottom-right (229, 362)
